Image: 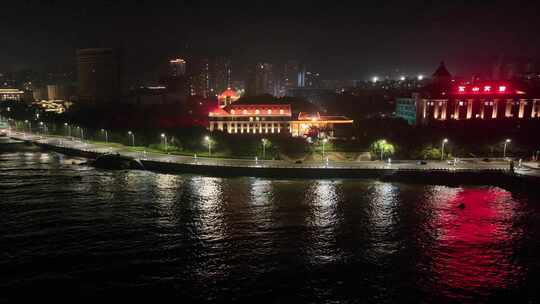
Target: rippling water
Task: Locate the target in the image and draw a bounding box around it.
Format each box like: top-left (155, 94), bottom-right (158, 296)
top-left (1, 149), bottom-right (539, 303)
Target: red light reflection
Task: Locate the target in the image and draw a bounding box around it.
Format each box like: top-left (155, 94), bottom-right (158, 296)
top-left (425, 187), bottom-right (523, 300)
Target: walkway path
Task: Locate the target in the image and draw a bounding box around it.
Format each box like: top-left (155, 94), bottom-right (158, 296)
top-left (8, 131), bottom-right (540, 177)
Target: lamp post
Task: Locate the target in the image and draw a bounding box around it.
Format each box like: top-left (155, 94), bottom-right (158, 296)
top-left (261, 138), bottom-right (268, 159)
top-left (64, 123), bottom-right (71, 138)
top-left (128, 131), bottom-right (135, 146)
top-left (441, 138), bottom-right (448, 161)
top-left (380, 139), bottom-right (386, 161)
top-left (39, 121), bottom-right (44, 135)
top-left (161, 133), bottom-right (167, 151)
top-left (205, 136), bottom-right (212, 156)
top-left (101, 129), bottom-right (108, 143)
top-left (322, 138), bottom-right (328, 161)
top-left (503, 139), bottom-right (511, 159)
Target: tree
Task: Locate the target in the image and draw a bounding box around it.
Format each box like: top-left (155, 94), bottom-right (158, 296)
top-left (370, 139), bottom-right (395, 160)
top-left (419, 145), bottom-right (441, 160)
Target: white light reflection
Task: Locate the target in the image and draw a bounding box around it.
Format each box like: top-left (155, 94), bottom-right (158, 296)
top-left (249, 178), bottom-right (273, 206)
top-left (189, 176), bottom-right (226, 243)
top-left (367, 182), bottom-right (400, 255)
top-left (153, 173), bottom-right (183, 228)
top-left (248, 178), bottom-right (276, 238)
top-left (306, 180), bottom-right (341, 264)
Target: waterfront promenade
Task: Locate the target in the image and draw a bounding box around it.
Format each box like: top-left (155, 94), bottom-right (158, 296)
top-left (8, 131), bottom-right (540, 177)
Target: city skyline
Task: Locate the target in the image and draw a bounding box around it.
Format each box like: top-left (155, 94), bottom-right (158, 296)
top-left (1, 1), bottom-right (540, 82)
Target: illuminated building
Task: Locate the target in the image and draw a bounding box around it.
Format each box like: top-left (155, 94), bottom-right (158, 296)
top-left (208, 103), bottom-right (353, 137)
top-left (47, 85), bottom-right (65, 101)
top-left (217, 88), bottom-right (241, 108)
top-left (188, 57), bottom-right (210, 98)
top-left (77, 48), bottom-right (122, 103)
top-left (0, 88), bottom-right (25, 101)
top-left (170, 58), bottom-right (186, 77)
top-left (395, 62), bottom-right (540, 125)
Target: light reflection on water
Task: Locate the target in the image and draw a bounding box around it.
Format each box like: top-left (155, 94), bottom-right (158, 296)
top-left (0, 151), bottom-right (537, 303)
top-left (423, 187), bottom-right (525, 301)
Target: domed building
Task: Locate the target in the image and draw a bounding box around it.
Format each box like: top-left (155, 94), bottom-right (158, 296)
top-left (217, 88), bottom-right (241, 108)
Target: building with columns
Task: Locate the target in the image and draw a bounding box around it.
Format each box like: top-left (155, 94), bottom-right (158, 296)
top-left (395, 62), bottom-right (540, 125)
top-left (208, 103), bottom-right (353, 137)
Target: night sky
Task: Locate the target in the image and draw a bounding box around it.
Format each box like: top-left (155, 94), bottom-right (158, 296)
top-left (1, 0), bottom-right (539, 82)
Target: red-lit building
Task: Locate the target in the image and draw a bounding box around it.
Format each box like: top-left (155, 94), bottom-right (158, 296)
top-left (208, 103), bottom-right (353, 137)
top-left (395, 62), bottom-right (540, 125)
top-left (217, 87), bottom-right (241, 108)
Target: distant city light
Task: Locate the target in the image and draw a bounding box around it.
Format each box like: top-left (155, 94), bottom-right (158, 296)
top-left (372, 76), bottom-right (379, 83)
top-left (400, 76), bottom-right (405, 81)
top-left (418, 75), bottom-right (424, 80)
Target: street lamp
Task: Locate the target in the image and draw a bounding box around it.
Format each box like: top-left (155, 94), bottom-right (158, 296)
top-left (64, 123), bottom-right (71, 138)
top-left (161, 133), bottom-right (167, 151)
top-left (128, 131), bottom-right (135, 146)
top-left (205, 136), bottom-right (212, 156)
top-left (441, 138), bottom-right (448, 161)
top-left (39, 121), bottom-right (47, 135)
top-left (503, 139), bottom-right (511, 159)
top-left (322, 138), bottom-right (328, 161)
top-left (380, 139), bottom-right (386, 161)
top-left (101, 129), bottom-right (108, 143)
top-left (261, 138), bottom-right (268, 159)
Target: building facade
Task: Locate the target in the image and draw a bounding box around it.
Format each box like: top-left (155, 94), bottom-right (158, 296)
top-left (77, 48), bottom-right (122, 103)
top-left (0, 88), bottom-right (25, 101)
top-left (170, 58), bottom-right (187, 77)
top-left (396, 83), bottom-right (540, 125)
top-left (209, 103), bottom-right (353, 137)
top-left (395, 62), bottom-right (540, 125)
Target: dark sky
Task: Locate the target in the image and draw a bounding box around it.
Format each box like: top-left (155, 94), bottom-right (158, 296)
top-left (1, 0), bottom-right (539, 82)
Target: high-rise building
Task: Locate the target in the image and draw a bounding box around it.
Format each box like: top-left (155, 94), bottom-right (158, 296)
top-left (188, 57), bottom-right (211, 98)
top-left (284, 60), bottom-right (301, 89)
top-left (77, 48), bottom-right (122, 103)
top-left (247, 62), bottom-right (274, 96)
top-left (170, 58), bottom-right (187, 77)
top-left (298, 64), bottom-right (321, 88)
top-left (304, 71), bottom-right (321, 88)
top-left (210, 57), bottom-right (232, 94)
